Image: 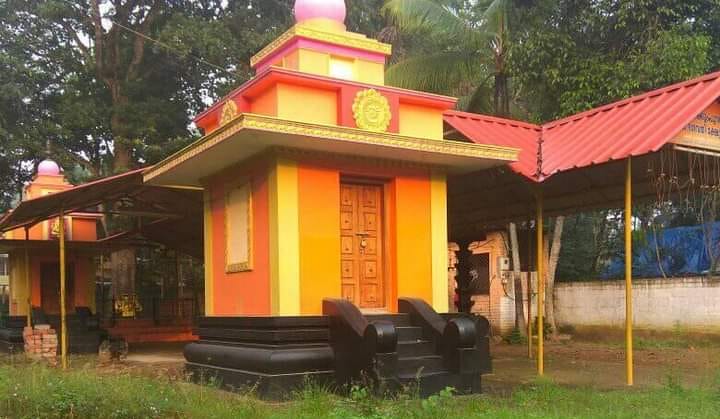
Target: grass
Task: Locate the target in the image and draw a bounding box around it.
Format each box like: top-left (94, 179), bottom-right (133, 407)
top-left (599, 325), bottom-right (719, 350)
top-left (0, 359), bottom-right (718, 418)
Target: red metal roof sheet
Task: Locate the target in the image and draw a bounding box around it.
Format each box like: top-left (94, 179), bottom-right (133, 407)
top-left (444, 110), bottom-right (541, 178)
top-left (444, 71), bottom-right (720, 182)
top-left (541, 71), bottom-right (720, 179)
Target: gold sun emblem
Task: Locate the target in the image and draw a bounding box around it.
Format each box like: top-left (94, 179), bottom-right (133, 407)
top-left (219, 100), bottom-right (238, 125)
top-left (352, 89), bottom-right (391, 132)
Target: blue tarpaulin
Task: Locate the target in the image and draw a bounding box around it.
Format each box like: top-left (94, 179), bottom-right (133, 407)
top-left (602, 222), bottom-right (720, 278)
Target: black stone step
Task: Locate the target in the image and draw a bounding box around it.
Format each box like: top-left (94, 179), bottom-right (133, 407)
top-left (396, 326), bottom-right (422, 341)
top-left (397, 355), bottom-right (444, 376)
top-left (397, 340), bottom-right (435, 357)
top-left (196, 327), bottom-right (330, 344)
top-left (198, 316), bottom-right (328, 329)
top-left (364, 313), bottom-right (411, 327)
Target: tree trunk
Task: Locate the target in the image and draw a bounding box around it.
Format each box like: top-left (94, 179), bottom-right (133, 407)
top-left (110, 248), bottom-right (136, 297)
top-left (494, 72), bottom-right (510, 117)
top-left (545, 216), bottom-right (565, 340)
top-left (508, 223), bottom-right (526, 335)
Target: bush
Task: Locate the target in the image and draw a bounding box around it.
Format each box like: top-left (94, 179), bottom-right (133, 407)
top-left (504, 327), bottom-right (527, 345)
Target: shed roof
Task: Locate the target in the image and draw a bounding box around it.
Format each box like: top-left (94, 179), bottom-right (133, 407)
top-left (444, 111), bottom-right (541, 179)
top-left (0, 169), bottom-right (204, 259)
top-left (445, 71), bottom-right (720, 182)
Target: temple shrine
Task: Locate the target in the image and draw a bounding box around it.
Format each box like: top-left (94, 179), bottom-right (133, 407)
top-left (1, 160), bottom-right (100, 317)
top-left (141, 0), bottom-right (511, 396)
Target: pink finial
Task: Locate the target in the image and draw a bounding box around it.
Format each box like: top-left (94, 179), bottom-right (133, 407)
top-left (37, 159), bottom-right (61, 176)
top-left (294, 0), bottom-right (346, 26)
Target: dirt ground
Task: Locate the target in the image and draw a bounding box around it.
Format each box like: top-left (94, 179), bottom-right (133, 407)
top-left (485, 339), bottom-right (720, 394)
top-left (85, 339), bottom-right (720, 394)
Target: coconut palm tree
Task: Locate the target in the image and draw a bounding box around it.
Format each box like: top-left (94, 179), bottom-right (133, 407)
top-left (383, 0), bottom-right (511, 116)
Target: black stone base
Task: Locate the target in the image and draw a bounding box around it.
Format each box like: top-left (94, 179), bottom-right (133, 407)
top-left (186, 316), bottom-right (336, 399)
top-left (186, 310), bottom-right (491, 400)
top-left (186, 362), bottom-right (335, 399)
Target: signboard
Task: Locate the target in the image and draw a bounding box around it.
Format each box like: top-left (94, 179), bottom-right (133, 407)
top-left (47, 217), bottom-right (70, 240)
top-left (672, 102), bottom-right (720, 152)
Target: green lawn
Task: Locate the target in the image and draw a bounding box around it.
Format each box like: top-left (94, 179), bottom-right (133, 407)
top-left (0, 361), bottom-right (717, 418)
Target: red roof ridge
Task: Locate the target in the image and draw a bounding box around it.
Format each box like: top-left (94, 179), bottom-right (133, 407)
top-left (544, 70), bottom-right (720, 130)
top-left (444, 109), bottom-right (541, 131)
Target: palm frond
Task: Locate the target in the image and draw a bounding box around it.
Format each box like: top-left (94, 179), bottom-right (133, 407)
top-left (463, 75), bottom-right (495, 114)
top-left (385, 51), bottom-right (489, 94)
top-left (383, 0), bottom-right (483, 45)
top-left (479, 0), bottom-right (510, 36)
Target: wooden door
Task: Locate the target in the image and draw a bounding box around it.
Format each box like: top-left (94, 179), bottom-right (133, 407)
top-left (40, 263), bottom-right (75, 315)
top-left (340, 182), bottom-right (385, 309)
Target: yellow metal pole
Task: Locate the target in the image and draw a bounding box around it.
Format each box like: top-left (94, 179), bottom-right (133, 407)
top-left (24, 228), bottom-right (31, 328)
top-left (59, 212), bottom-right (68, 370)
top-left (625, 158), bottom-right (634, 386)
top-left (536, 190), bottom-right (544, 375)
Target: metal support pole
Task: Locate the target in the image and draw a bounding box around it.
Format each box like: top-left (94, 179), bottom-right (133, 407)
top-left (536, 190), bottom-right (544, 375)
top-left (24, 228), bottom-right (31, 328)
top-left (625, 158), bottom-right (634, 386)
top-left (59, 211), bottom-right (68, 370)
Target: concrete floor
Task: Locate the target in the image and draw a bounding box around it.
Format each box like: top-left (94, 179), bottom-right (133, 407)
top-left (124, 342), bottom-right (188, 364)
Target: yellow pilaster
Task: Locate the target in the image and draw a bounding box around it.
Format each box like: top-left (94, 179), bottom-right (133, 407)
top-left (625, 157), bottom-right (634, 385)
top-left (269, 158), bottom-right (300, 316)
top-left (203, 189), bottom-right (215, 316)
top-left (9, 251), bottom-right (30, 317)
top-left (430, 171), bottom-right (449, 313)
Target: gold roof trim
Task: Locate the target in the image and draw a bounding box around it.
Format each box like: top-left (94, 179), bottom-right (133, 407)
top-left (250, 24), bottom-right (393, 68)
top-left (144, 114), bottom-right (519, 182)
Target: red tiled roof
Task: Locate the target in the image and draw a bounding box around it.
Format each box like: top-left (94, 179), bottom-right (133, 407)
top-left (444, 110), bottom-right (541, 178)
top-left (444, 71), bottom-right (720, 182)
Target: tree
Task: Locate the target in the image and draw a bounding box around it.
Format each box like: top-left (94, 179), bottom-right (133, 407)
top-left (383, 0), bottom-right (519, 115)
top-left (510, 0), bottom-right (713, 121)
top-left (508, 222), bottom-right (527, 335)
top-left (544, 216), bottom-right (564, 340)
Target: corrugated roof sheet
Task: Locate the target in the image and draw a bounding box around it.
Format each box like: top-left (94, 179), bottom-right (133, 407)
top-left (444, 71), bottom-right (720, 182)
top-left (444, 110), bottom-right (541, 178)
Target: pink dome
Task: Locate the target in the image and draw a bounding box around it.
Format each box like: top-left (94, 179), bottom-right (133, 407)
top-left (37, 159), bottom-right (60, 176)
top-left (294, 0), bottom-right (346, 25)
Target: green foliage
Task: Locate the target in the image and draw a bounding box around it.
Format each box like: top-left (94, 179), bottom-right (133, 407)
top-left (0, 360), bottom-right (719, 418)
top-left (504, 327), bottom-right (527, 345)
top-left (384, 0), bottom-right (511, 114)
top-left (510, 0), bottom-right (714, 121)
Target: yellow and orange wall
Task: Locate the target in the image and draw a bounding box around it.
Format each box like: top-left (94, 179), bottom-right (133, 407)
top-left (202, 153), bottom-right (449, 317)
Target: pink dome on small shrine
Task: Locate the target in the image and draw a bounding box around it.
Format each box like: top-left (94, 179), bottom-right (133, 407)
top-left (37, 159), bottom-right (60, 176)
top-left (294, 0), bottom-right (346, 26)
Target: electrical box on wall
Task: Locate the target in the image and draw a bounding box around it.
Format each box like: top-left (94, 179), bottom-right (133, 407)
top-left (497, 256), bottom-right (510, 272)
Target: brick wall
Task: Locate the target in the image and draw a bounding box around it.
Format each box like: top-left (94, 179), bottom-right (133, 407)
top-left (23, 324), bottom-right (58, 365)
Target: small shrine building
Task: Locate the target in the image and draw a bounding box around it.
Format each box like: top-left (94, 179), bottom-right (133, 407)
top-left (1, 159), bottom-right (100, 317)
top-left (143, 0), bottom-right (518, 317)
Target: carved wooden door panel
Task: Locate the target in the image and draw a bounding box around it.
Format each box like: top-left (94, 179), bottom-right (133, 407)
top-left (340, 182), bottom-right (384, 309)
